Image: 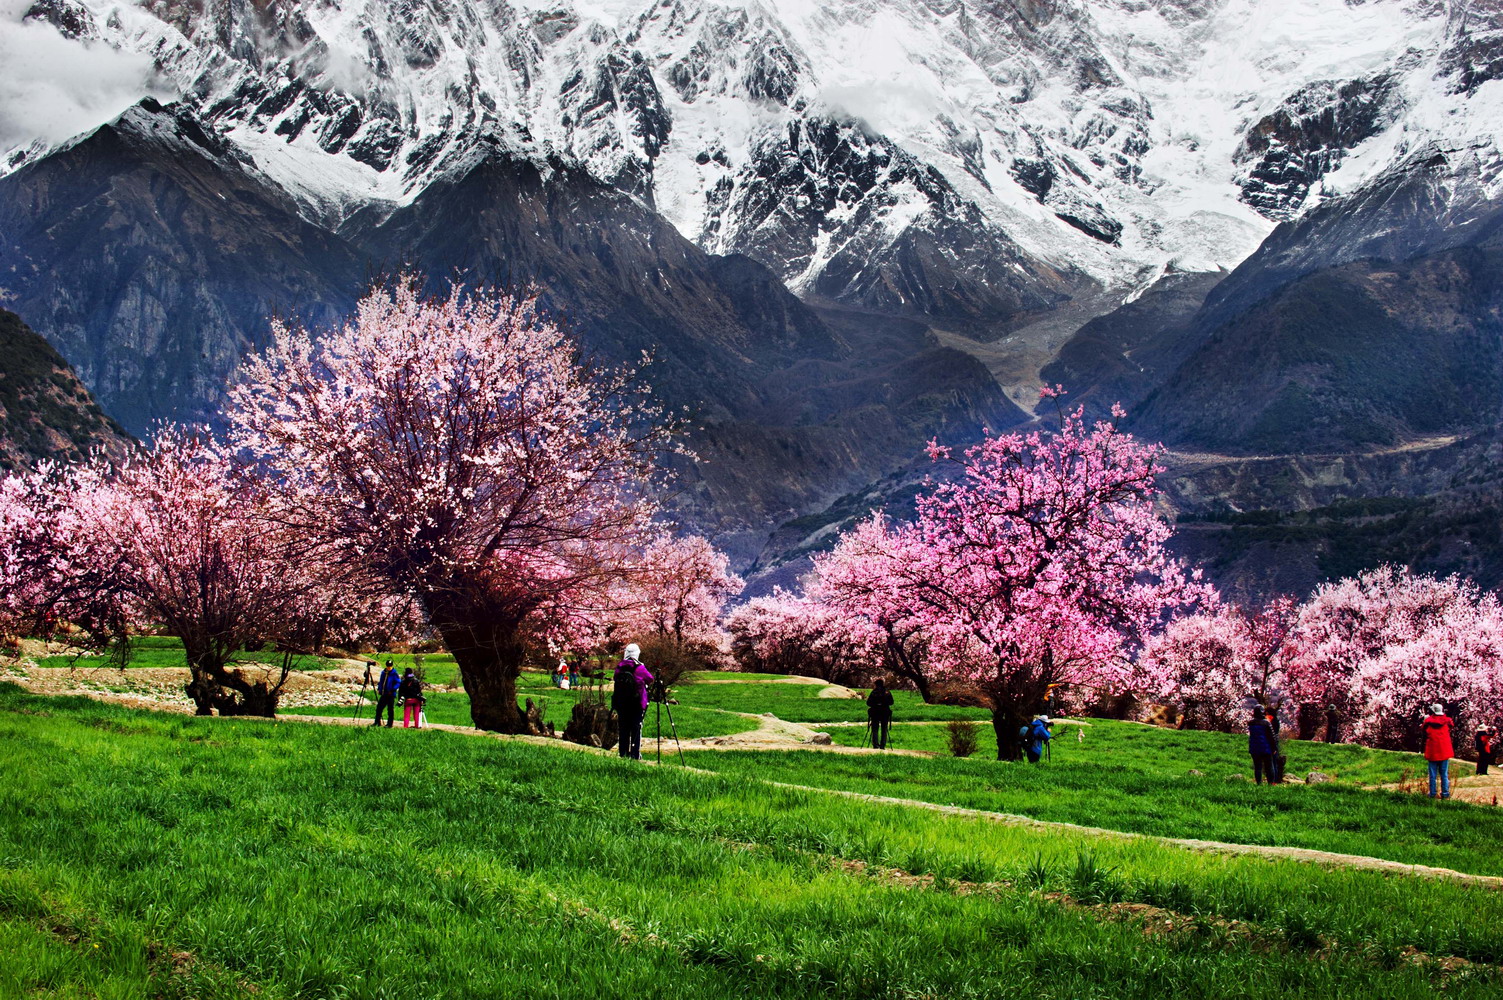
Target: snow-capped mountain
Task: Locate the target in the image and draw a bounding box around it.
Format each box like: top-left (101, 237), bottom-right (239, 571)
top-left (10, 0), bottom-right (1500, 315)
top-left (3, 0), bottom-right (1503, 574)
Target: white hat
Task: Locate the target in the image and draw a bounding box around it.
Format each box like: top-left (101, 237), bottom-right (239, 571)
top-left (624, 643), bottom-right (641, 661)
top-left (1431, 703), bottom-right (1444, 715)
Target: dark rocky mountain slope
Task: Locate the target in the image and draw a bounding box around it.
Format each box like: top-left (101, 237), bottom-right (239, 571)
top-left (0, 308), bottom-right (132, 470)
top-left (0, 100), bottom-right (1019, 559)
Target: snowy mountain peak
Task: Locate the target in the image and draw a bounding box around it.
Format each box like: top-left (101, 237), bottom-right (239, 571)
top-left (4, 0), bottom-right (1501, 310)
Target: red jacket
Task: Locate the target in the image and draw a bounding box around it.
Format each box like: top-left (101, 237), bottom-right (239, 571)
top-left (1423, 715), bottom-right (1454, 761)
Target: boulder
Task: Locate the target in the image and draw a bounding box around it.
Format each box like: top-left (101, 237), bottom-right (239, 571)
top-left (1187, 769), bottom-right (1205, 777)
top-left (809, 732), bottom-right (833, 745)
top-left (1306, 772), bottom-right (1333, 784)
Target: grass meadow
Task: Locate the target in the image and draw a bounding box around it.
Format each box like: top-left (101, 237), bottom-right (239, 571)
top-left (4, 684), bottom-right (1503, 999)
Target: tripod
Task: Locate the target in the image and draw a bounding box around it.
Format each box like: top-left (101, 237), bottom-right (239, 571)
top-left (351, 663), bottom-right (374, 722)
top-left (652, 681), bottom-right (684, 764)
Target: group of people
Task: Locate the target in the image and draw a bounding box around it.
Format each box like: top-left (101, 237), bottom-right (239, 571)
top-left (370, 660), bottom-right (425, 728)
top-left (551, 657), bottom-right (579, 690)
top-left (1248, 701), bottom-right (1498, 796)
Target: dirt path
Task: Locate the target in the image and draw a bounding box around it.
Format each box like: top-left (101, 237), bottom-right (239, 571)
top-left (1376, 770), bottom-right (1503, 805)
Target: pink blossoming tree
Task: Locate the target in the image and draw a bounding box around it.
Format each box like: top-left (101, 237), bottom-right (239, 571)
top-left (808, 515), bottom-right (936, 698)
top-left (0, 431), bottom-right (395, 715)
top-left (602, 532), bottom-right (744, 683)
top-left (1287, 566), bottom-right (1503, 749)
top-left (724, 589), bottom-right (884, 685)
top-left (226, 281), bottom-right (667, 732)
top-left (817, 397), bottom-right (1204, 758)
top-left (1138, 598), bottom-right (1297, 731)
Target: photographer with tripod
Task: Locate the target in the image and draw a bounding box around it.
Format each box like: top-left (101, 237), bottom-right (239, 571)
top-left (865, 679), bottom-right (894, 750)
top-left (371, 660), bottom-right (400, 728)
top-left (611, 643), bottom-right (653, 760)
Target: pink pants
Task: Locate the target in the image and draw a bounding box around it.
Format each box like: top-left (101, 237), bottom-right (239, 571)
top-left (403, 701), bottom-right (422, 728)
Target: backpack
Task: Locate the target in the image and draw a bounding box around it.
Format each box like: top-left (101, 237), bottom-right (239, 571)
top-left (400, 675), bottom-right (422, 700)
top-left (612, 664), bottom-right (644, 714)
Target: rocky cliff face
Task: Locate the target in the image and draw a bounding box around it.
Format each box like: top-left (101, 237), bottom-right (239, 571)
top-left (0, 308), bottom-right (132, 470)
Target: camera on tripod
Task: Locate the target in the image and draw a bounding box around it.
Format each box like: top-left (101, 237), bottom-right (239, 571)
top-left (649, 678), bottom-right (671, 703)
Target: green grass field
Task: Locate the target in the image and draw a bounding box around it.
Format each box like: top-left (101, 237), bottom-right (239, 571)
top-left (33, 635), bottom-right (337, 673)
top-left (683, 740), bottom-right (1498, 877)
top-left (4, 684), bottom-right (1503, 999)
top-left (669, 682), bottom-right (989, 723)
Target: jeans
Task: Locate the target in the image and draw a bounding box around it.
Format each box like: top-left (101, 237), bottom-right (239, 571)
top-left (869, 716), bottom-right (890, 749)
top-left (1428, 759), bottom-right (1451, 797)
top-left (373, 693), bottom-right (396, 726)
top-left (1251, 753), bottom-right (1274, 784)
top-left (618, 712), bottom-right (644, 760)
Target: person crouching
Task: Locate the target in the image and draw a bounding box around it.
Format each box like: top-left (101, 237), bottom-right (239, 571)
top-left (1023, 715), bottom-right (1052, 763)
top-left (612, 643), bottom-right (653, 760)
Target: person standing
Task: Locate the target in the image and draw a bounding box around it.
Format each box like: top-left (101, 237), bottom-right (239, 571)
top-left (1422, 703), bottom-right (1455, 799)
top-left (1022, 715), bottom-right (1052, 764)
top-left (400, 668), bottom-right (424, 728)
top-left (866, 680), bottom-right (894, 750)
top-left (611, 643), bottom-right (653, 760)
top-left (1248, 707), bottom-right (1277, 784)
top-left (1475, 725), bottom-right (1496, 776)
top-left (372, 660), bottom-right (400, 728)
top-left (1324, 704), bottom-right (1342, 743)
top-left (568, 657), bottom-right (579, 690)
top-left (1265, 705), bottom-right (1284, 783)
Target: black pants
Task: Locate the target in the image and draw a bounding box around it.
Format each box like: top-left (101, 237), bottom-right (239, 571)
top-left (1479, 754), bottom-right (1493, 776)
top-left (1251, 753), bottom-right (1274, 784)
top-left (373, 692), bottom-right (396, 726)
top-left (618, 711), bottom-right (643, 760)
top-left (869, 716), bottom-right (890, 749)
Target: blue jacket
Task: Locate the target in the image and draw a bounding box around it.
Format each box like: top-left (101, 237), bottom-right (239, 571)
top-left (1025, 720), bottom-right (1052, 754)
top-left (1248, 718), bottom-right (1276, 755)
top-left (378, 668), bottom-right (401, 696)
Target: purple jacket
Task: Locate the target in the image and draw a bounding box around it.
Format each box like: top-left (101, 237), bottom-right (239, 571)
top-left (616, 658), bottom-right (654, 712)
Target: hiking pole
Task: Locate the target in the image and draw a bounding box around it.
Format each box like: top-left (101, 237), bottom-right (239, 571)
top-left (860, 720), bottom-right (870, 749)
top-left (667, 694), bottom-right (685, 763)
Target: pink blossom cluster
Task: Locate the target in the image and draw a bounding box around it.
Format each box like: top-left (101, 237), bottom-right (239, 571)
top-left (753, 403), bottom-right (1208, 747)
top-left (1138, 598), bottom-right (1296, 730)
top-left (602, 533), bottom-right (744, 657)
top-left (1287, 567), bottom-right (1503, 748)
top-left (723, 588), bottom-right (885, 685)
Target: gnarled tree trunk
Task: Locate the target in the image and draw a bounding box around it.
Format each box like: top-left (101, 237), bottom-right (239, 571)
top-left (434, 615), bottom-right (550, 734)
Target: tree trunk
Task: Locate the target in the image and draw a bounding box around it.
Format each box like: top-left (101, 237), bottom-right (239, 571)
top-left (180, 634), bottom-right (283, 718)
top-left (442, 625), bottom-right (539, 733)
top-left (992, 706), bottom-right (1027, 761)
